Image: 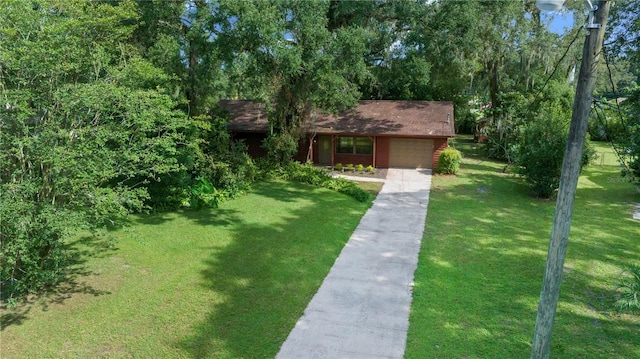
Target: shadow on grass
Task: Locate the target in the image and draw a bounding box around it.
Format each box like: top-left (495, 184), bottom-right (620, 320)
top-left (1, 234), bottom-right (115, 331)
top-left (407, 159), bottom-right (640, 358)
top-left (176, 181), bottom-right (371, 358)
top-left (0, 306), bottom-right (31, 330)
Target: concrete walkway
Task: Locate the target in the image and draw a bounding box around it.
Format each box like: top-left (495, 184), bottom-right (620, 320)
top-left (276, 168), bottom-right (432, 359)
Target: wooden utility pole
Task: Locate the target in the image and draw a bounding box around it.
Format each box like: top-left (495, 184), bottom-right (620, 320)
top-left (531, 2), bottom-right (610, 359)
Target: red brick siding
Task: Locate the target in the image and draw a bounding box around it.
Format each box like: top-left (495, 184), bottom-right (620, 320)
top-left (375, 137), bottom-right (390, 168)
top-left (432, 138), bottom-right (449, 170)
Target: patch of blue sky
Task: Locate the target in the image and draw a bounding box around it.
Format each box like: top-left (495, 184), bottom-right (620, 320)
top-left (543, 10), bottom-right (575, 35)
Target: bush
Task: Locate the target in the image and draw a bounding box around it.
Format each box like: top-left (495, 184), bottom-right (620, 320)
top-left (262, 132), bottom-right (298, 166)
top-left (437, 147), bottom-right (462, 175)
top-left (366, 165), bottom-right (375, 174)
top-left (334, 163), bottom-right (343, 171)
top-left (263, 162), bottom-right (370, 202)
top-left (189, 177), bottom-right (225, 209)
top-left (0, 189), bottom-right (74, 306)
top-left (355, 164), bottom-right (364, 172)
top-left (514, 114), bottom-right (595, 198)
top-left (288, 162), bottom-right (332, 186)
top-left (614, 264), bottom-right (640, 313)
top-left (1, 83), bottom-right (189, 303)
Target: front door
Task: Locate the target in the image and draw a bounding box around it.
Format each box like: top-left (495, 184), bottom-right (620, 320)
top-left (318, 135), bottom-right (332, 165)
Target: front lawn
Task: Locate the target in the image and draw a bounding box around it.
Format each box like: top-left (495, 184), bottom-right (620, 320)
top-left (1, 180), bottom-right (375, 358)
top-left (405, 138), bottom-right (640, 358)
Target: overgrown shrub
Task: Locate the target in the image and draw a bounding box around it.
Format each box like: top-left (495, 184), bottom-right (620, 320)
top-left (614, 264), bottom-right (640, 313)
top-left (190, 177), bottom-right (225, 209)
top-left (0, 188), bottom-right (77, 307)
top-left (288, 162), bottom-right (332, 186)
top-left (262, 132), bottom-right (298, 166)
top-left (514, 113), bottom-right (595, 198)
top-left (437, 147), bottom-right (462, 175)
top-left (335, 181), bottom-right (371, 202)
top-left (262, 162), bottom-right (371, 202)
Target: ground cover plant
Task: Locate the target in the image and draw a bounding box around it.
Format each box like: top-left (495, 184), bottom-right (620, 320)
top-left (406, 137), bottom-right (640, 358)
top-left (0, 180), bottom-right (376, 358)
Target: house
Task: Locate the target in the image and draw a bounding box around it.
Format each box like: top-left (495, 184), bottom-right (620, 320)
top-left (220, 100), bottom-right (455, 169)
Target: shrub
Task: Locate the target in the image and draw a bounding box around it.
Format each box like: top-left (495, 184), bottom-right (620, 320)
top-left (336, 181), bottom-right (371, 202)
top-left (325, 178), bottom-right (371, 202)
top-left (366, 165), bottom-right (375, 174)
top-left (514, 113), bottom-right (595, 198)
top-left (190, 177), bottom-right (225, 209)
top-left (355, 164), bottom-right (364, 172)
top-left (335, 163), bottom-right (343, 171)
top-left (262, 132), bottom-right (298, 166)
top-left (264, 162), bottom-right (370, 202)
top-left (614, 264), bottom-right (640, 313)
top-left (0, 189), bottom-right (74, 307)
top-left (437, 147), bottom-right (462, 175)
top-left (345, 163), bottom-right (354, 172)
top-left (288, 162), bottom-right (332, 186)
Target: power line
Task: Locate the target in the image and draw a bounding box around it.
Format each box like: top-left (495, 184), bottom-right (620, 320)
top-left (533, 24), bottom-right (584, 102)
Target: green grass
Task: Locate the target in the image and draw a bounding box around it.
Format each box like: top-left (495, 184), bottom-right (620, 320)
top-left (406, 136), bottom-right (640, 358)
top-left (1, 180), bottom-right (376, 358)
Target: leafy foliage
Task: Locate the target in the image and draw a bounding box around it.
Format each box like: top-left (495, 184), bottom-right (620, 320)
top-left (211, 0), bottom-right (392, 156)
top-left (262, 133), bottom-right (300, 166)
top-left (262, 162), bottom-right (370, 203)
top-left (514, 112), bottom-right (595, 198)
top-left (614, 264), bottom-right (640, 313)
top-left (436, 147), bottom-right (463, 175)
top-left (0, 0), bottom-right (192, 302)
top-left (514, 114), bottom-right (570, 198)
top-left (611, 89), bottom-right (640, 187)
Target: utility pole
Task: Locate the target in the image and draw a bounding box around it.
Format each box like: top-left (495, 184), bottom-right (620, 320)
top-left (531, 1), bottom-right (610, 359)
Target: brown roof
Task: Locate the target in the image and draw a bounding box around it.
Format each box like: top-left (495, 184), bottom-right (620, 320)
top-left (220, 100), bottom-right (455, 138)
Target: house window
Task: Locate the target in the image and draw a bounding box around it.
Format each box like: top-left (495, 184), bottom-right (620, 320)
top-left (336, 137), bottom-right (354, 154)
top-left (355, 137), bottom-right (373, 154)
top-left (336, 136), bottom-right (373, 155)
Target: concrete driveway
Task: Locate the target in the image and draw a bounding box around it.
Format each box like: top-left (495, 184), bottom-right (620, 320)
top-left (276, 168), bottom-right (432, 359)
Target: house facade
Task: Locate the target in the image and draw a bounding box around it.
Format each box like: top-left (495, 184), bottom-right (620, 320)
top-left (220, 100), bottom-right (455, 170)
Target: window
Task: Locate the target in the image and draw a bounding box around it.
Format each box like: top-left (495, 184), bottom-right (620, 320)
top-left (336, 136), bottom-right (373, 155)
top-left (355, 137), bottom-right (373, 154)
top-left (336, 137), bottom-right (354, 154)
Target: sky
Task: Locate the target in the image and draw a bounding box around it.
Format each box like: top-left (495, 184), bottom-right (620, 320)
top-left (545, 11), bottom-right (575, 35)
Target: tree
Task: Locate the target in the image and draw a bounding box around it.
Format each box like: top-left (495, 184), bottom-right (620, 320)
top-left (395, 0), bottom-right (579, 154)
top-left (602, 0), bottom-right (640, 186)
top-left (209, 0), bottom-right (383, 162)
top-left (0, 0), bottom-right (189, 302)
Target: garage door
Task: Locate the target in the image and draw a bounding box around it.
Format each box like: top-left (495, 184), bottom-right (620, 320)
top-left (389, 138), bottom-right (434, 168)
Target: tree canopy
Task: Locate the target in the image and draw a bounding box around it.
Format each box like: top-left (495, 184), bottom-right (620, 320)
top-left (1, 0), bottom-right (639, 303)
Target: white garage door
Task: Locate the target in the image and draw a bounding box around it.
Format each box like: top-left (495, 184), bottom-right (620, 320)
top-left (389, 138), bottom-right (434, 168)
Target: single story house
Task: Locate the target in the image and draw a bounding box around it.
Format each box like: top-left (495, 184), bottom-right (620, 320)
top-left (220, 100), bottom-right (455, 169)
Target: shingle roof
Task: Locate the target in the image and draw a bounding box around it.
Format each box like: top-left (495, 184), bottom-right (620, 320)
top-left (220, 100), bottom-right (455, 138)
